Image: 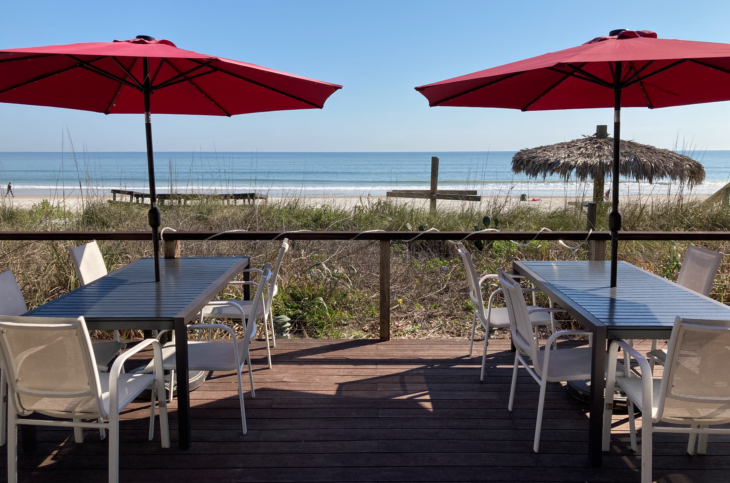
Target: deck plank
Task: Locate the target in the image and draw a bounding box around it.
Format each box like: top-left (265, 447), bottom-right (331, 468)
top-left (2, 339), bottom-right (725, 482)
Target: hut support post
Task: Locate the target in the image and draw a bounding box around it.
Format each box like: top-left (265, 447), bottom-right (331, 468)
top-left (592, 173), bottom-right (605, 205)
top-left (723, 187), bottom-right (730, 206)
top-left (609, 63), bottom-right (623, 288)
top-left (430, 156), bottom-right (439, 213)
top-left (586, 202), bottom-right (605, 261)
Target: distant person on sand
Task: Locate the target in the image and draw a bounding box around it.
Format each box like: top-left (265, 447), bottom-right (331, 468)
top-left (5, 182), bottom-right (14, 197)
top-left (604, 188), bottom-right (610, 201)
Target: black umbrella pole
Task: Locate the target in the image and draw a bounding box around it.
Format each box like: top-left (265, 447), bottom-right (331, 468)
top-left (143, 58), bottom-right (161, 282)
top-left (609, 84), bottom-right (622, 288)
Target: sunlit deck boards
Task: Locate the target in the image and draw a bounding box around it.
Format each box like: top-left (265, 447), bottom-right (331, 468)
top-left (5, 339), bottom-right (727, 482)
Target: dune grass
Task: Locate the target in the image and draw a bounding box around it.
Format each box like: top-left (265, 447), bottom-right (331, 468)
top-left (2, 193), bottom-right (730, 339)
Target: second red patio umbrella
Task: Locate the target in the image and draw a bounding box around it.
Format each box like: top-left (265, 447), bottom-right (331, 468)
top-left (0, 35), bottom-right (342, 281)
top-left (416, 29), bottom-right (730, 287)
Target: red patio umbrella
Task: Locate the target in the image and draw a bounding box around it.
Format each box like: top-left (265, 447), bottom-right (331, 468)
top-left (415, 29), bottom-right (730, 287)
top-left (0, 35), bottom-right (342, 281)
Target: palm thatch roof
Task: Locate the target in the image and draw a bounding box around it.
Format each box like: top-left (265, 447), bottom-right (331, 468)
top-left (512, 136), bottom-right (705, 186)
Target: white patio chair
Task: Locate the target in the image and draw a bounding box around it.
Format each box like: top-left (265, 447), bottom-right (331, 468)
top-left (0, 269), bottom-right (30, 447)
top-left (456, 243), bottom-right (556, 381)
top-left (200, 239), bottom-right (289, 368)
top-left (69, 241), bottom-right (127, 371)
top-left (498, 268), bottom-right (624, 452)
top-left (603, 317), bottom-right (730, 483)
top-left (0, 315), bottom-right (169, 483)
top-left (648, 245), bottom-right (723, 368)
top-left (151, 264), bottom-right (271, 434)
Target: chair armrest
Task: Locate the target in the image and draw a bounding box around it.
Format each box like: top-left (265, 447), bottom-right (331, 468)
top-left (527, 307), bottom-right (565, 314)
top-left (229, 281), bottom-right (259, 287)
top-left (240, 268), bottom-right (263, 275)
top-left (478, 274), bottom-right (499, 286)
top-left (544, 329), bottom-right (591, 348)
top-left (609, 340), bottom-right (654, 417)
top-left (109, 339), bottom-right (163, 414)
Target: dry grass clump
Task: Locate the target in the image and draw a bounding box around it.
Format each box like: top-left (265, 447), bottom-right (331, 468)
top-left (1, 193), bottom-right (730, 340)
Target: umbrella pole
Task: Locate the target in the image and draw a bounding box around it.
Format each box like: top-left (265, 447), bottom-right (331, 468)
top-left (609, 62), bottom-right (623, 288)
top-left (143, 58), bottom-right (162, 282)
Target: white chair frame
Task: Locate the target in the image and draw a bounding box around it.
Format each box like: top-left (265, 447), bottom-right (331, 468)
top-left (0, 316), bottom-right (169, 483)
top-left (603, 317), bottom-right (730, 483)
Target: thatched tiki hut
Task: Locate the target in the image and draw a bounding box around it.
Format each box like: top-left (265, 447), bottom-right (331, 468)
top-left (512, 126), bottom-right (705, 203)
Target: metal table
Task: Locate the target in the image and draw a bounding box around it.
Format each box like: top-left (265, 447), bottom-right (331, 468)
top-left (512, 260), bottom-right (730, 467)
top-left (26, 256), bottom-right (249, 450)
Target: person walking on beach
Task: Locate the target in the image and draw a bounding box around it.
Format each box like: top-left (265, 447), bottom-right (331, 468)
top-left (5, 182), bottom-right (14, 197)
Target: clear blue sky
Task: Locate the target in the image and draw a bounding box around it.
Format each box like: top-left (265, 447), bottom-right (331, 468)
top-left (2, 0), bottom-right (730, 152)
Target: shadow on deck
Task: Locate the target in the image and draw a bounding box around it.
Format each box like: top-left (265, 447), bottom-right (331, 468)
top-left (5, 339), bottom-right (727, 482)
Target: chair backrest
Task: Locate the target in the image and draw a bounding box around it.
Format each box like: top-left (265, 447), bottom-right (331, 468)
top-left (267, 239), bottom-right (289, 306)
top-left (498, 268), bottom-right (540, 369)
top-left (0, 315), bottom-right (104, 419)
top-left (677, 245), bottom-right (723, 297)
top-left (456, 243), bottom-right (485, 314)
top-left (0, 269), bottom-right (27, 316)
top-left (69, 241), bottom-right (108, 285)
top-left (245, 263), bottom-right (272, 341)
top-left (656, 316), bottom-right (730, 424)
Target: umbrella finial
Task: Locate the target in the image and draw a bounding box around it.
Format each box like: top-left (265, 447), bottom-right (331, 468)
top-left (609, 29), bottom-right (627, 36)
top-left (136, 35), bottom-right (156, 41)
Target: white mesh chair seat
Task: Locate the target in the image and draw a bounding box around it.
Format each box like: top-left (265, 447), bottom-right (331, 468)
top-left (201, 300), bottom-right (264, 320)
top-left (604, 317), bottom-right (730, 483)
top-left (533, 347), bottom-right (624, 381)
top-left (488, 307), bottom-right (552, 328)
top-left (154, 330), bottom-right (257, 372)
top-left (27, 372), bottom-right (155, 419)
top-left (647, 349), bottom-right (667, 365)
top-left (93, 341), bottom-right (128, 372)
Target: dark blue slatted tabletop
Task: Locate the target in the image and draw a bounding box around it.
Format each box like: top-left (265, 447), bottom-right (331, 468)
top-left (518, 261), bottom-right (730, 332)
top-left (26, 257), bottom-right (247, 328)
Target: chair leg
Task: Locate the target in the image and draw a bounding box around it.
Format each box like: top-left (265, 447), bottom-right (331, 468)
top-left (109, 410), bottom-right (120, 483)
top-left (98, 418), bottom-right (106, 440)
top-left (236, 367), bottom-right (247, 434)
top-left (155, 372), bottom-right (170, 449)
top-left (269, 311), bottom-right (277, 348)
top-left (480, 337), bottom-right (489, 382)
top-left (148, 387), bottom-right (157, 441)
top-left (603, 370), bottom-right (618, 452)
top-left (168, 370), bottom-right (175, 404)
top-left (0, 369), bottom-right (6, 447)
top-left (533, 379), bottom-right (547, 453)
top-left (469, 312), bottom-right (477, 357)
top-left (641, 418), bottom-right (653, 483)
top-left (628, 402), bottom-right (637, 452)
top-left (649, 339), bottom-right (657, 374)
top-left (697, 426), bottom-right (709, 455)
top-left (73, 419), bottom-right (83, 443)
top-left (246, 347), bottom-right (255, 398)
top-left (687, 424), bottom-right (698, 455)
top-left (262, 315), bottom-right (273, 369)
top-left (508, 355), bottom-right (520, 411)
top-left (7, 396), bottom-right (17, 483)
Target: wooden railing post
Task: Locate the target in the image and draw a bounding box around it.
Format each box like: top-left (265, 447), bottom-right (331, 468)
top-left (164, 239), bottom-right (180, 258)
top-left (379, 240), bottom-right (391, 341)
top-left (430, 156), bottom-right (439, 213)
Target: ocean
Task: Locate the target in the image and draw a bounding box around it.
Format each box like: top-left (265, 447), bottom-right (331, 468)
top-left (0, 151), bottom-right (728, 198)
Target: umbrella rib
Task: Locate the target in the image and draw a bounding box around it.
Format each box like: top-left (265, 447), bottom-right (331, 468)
top-left (623, 59), bottom-right (687, 88)
top-left (547, 67), bottom-right (608, 88)
top-left (620, 61), bottom-right (654, 87)
top-left (164, 60), bottom-right (230, 116)
top-left (427, 72), bottom-right (524, 107)
top-left (152, 61), bottom-right (214, 91)
top-left (150, 59), bottom-right (166, 86)
top-left (686, 59), bottom-right (730, 77)
top-left (111, 57), bottom-right (143, 89)
top-left (564, 64), bottom-right (612, 89)
top-left (522, 64), bottom-right (584, 111)
top-left (629, 62), bottom-right (653, 109)
top-left (153, 70), bottom-right (216, 91)
top-left (0, 53), bottom-right (58, 64)
top-left (198, 62), bottom-right (324, 109)
top-left (0, 63), bottom-right (80, 96)
top-left (105, 58), bottom-right (139, 115)
top-left (66, 55), bottom-right (142, 91)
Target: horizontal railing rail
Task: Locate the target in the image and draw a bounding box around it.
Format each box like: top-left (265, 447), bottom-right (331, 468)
top-left (0, 230), bottom-right (729, 241)
top-left (3, 230), bottom-right (729, 339)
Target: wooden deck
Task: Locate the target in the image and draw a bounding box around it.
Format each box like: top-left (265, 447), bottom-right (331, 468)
top-left (6, 339), bottom-right (728, 482)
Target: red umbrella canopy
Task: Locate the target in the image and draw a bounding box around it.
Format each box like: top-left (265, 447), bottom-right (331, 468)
top-left (415, 30), bottom-right (730, 111)
top-left (0, 37), bottom-right (342, 115)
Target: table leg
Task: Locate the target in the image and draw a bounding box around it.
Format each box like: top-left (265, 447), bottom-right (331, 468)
top-left (174, 317), bottom-right (191, 450)
top-left (243, 259), bottom-right (251, 301)
top-left (589, 326), bottom-right (607, 466)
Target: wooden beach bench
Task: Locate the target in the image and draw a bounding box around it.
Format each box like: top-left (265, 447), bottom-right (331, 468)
top-left (111, 189), bottom-right (268, 206)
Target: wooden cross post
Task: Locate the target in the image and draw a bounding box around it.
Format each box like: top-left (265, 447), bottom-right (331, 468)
top-left (386, 156), bottom-right (482, 212)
